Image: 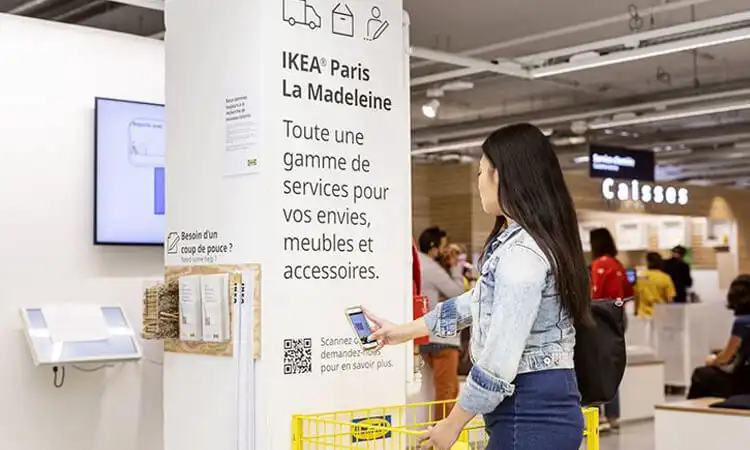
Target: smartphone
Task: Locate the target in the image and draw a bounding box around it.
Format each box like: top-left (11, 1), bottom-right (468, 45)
top-left (345, 306), bottom-right (378, 350)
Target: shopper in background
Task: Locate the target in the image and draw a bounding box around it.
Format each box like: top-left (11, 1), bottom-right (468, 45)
top-left (663, 245), bottom-right (693, 303)
top-left (589, 227), bottom-right (631, 433)
top-left (366, 124), bottom-right (590, 450)
top-left (417, 227), bottom-right (466, 421)
top-left (438, 244), bottom-right (473, 290)
top-left (687, 274), bottom-right (750, 399)
top-left (589, 228), bottom-right (631, 301)
top-left (635, 252), bottom-right (676, 318)
top-left (438, 243), bottom-right (475, 377)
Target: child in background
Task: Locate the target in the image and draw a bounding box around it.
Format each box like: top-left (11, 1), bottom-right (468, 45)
top-left (635, 252), bottom-right (676, 318)
top-left (439, 244), bottom-right (475, 290)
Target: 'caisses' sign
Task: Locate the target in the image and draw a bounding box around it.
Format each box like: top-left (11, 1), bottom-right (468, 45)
top-left (601, 178), bottom-right (688, 205)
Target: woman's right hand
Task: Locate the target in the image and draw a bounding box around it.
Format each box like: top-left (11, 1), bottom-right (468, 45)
top-left (365, 309), bottom-right (412, 350)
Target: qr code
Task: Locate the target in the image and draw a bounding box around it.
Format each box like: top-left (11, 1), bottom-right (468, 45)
top-left (283, 338), bottom-right (313, 375)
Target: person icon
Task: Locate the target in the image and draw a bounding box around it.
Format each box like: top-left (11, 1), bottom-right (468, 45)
top-left (366, 6), bottom-right (388, 40)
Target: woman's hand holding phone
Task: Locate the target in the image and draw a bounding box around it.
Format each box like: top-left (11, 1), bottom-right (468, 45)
top-left (364, 309), bottom-right (429, 350)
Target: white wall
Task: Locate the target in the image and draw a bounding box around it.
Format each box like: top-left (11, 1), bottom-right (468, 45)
top-left (0, 14), bottom-right (164, 450)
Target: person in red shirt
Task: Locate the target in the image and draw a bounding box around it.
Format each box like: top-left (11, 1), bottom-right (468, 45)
top-left (589, 228), bottom-right (632, 432)
top-left (590, 228), bottom-right (633, 301)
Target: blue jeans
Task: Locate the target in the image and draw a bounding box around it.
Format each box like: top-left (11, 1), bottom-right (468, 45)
top-left (604, 391), bottom-right (621, 420)
top-left (483, 369), bottom-right (584, 450)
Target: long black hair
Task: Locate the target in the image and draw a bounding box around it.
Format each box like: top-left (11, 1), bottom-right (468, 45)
top-left (590, 228), bottom-right (618, 259)
top-left (481, 123), bottom-right (591, 325)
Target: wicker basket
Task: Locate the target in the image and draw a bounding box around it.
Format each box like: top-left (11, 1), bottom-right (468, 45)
top-left (141, 279), bottom-right (180, 340)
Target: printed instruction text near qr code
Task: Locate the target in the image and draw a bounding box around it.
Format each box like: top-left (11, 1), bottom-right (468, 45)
top-left (283, 338), bottom-right (313, 375)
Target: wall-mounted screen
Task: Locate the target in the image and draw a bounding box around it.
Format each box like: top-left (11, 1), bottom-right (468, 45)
top-left (95, 97), bottom-right (165, 245)
top-left (589, 145), bottom-right (655, 182)
top-left (626, 269), bottom-right (637, 285)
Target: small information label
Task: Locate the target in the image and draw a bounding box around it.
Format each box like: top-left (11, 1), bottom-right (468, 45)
top-left (224, 95), bottom-right (260, 177)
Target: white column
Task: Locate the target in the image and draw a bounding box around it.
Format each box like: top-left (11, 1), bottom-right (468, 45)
top-left (163, 0), bottom-right (411, 448)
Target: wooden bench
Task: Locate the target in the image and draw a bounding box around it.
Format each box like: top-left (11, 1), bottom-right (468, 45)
top-left (655, 398), bottom-right (750, 450)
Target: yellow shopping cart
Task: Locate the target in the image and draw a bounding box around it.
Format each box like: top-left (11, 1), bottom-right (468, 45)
top-left (292, 400), bottom-right (599, 449)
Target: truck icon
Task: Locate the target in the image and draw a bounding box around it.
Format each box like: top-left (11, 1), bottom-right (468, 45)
top-left (282, 0), bottom-right (322, 30)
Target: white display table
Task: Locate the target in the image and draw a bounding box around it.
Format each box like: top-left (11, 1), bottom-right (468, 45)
top-left (654, 303), bottom-right (734, 387)
top-left (626, 316), bottom-right (655, 349)
top-left (655, 398), bottom-right (750, 450)
top-left (621, 346), bottom-right (665, 422)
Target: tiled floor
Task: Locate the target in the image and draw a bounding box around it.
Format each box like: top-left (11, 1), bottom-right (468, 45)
top-left (600, 421), bottom-right (655, 450)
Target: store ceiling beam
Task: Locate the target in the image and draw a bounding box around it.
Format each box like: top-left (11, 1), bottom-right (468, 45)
top-left (410, 0), bottom-right (711, 70)
top-left (659, 150), bottom-right (740, 166)
top-left (409, 47), bottom-right (528, 80)
top-left (700, 175), bottom-right (750, 185)
top-left (412, 86), bottom-right (750, 145)
top-left (588, 100), bottom-right (750, 130)
top-left (638, 133), bottom-right (750, 150)
top-left (663, 154), bottom-right (750, 171)
top-left (528, 28), bottom-right (750, 79)
top-left (665, 163), bottom-right (750, 181)
top-left (107, 0), bottom-right (164, 10)
top-left (8, 0), bottom-right (54, 15)
top-left (411, 10), bottom-right (750, 86)
top-left (52, 0), bottom-right (109, 22)
top-left (520, 11), bottom-right (750, 66)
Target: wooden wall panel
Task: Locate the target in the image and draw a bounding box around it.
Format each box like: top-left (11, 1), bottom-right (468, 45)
top-left (411, 163), bottom-right (474, 251)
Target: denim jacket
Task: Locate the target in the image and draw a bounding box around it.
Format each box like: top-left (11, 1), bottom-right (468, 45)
top-left (423, 223), bottom-right (576, 415)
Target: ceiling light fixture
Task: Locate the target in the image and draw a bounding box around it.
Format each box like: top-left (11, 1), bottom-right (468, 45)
top-left (529, 27), bottom-right (750, 78)
top-left (570, 120), bottom-right (588, 135)
top-left (588, 101), bottom-right (750, 129)
top-left (552, 136), bottom-right (588, 146)
top-left (421, 99), bottom-right (440, 119)
top-left (441, 80), bottom-right (475, 91)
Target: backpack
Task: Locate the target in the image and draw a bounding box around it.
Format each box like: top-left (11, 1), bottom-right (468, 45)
top-left (574, 298), bottom-right (628, 406)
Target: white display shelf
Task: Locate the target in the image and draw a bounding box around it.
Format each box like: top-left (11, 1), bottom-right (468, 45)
top-left (702, 219), bottom-right (733, 248)
top-left (658, 217), bottom-right (692, 249)
top-left (579, 221), bottom-right (606, 252)
top-left (616, 220), bottom-right (649, 251)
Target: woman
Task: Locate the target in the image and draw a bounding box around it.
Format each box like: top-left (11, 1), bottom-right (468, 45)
top-left (588, 228), bottom-right (631, 432)
top-left (589, 228), bottom-right (631, 301)
top-left (687, 274), bottom-right (750, 399)
top-left (366, 124), bottom-right (591, 450)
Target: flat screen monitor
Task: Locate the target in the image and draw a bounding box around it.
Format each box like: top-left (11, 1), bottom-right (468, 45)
top-left (95, 97), bottom-right (165, 245)
top-left (626, 269), bottom-right (637, 285)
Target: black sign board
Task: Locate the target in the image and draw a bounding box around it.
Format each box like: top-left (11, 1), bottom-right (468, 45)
top-left (588, 145), bottom-right (655, 182)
